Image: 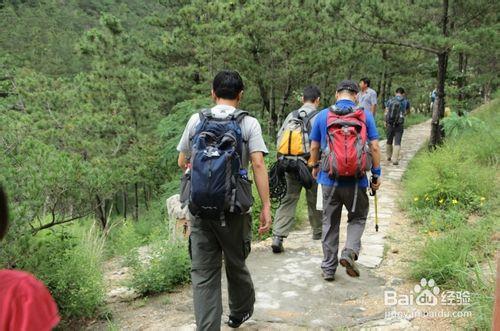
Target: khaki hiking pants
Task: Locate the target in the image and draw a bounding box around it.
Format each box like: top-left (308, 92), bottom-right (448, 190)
top-left (189, 212), bottom-right (255, 331)
top-left (273, 174), bottom-right (323, 238)
top-left (321, 185), bottom-right (369, 275)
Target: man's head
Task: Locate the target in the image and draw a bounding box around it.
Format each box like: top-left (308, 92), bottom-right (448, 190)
top-left (335, 80), bottom-right (359, 102)
top-left (211, 70), bottom-right (244, 104)
top-left (302, 85), bottom-right (321, 107)
top-left (359, 77), bottom-right (370, 91)
top-left (0, 186), bottom-right (8, 240)
top-left (395, 87), bottom-right (405, 96)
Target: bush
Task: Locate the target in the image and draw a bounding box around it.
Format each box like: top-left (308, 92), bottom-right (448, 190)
top-left (129, 239), bottom-right (191, 296)
top-left (18, 227), bottom-right (105, 319)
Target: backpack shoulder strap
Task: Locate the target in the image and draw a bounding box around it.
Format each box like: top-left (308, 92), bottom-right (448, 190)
top-left (303, 110), bottom-right (319, 129)
top-left (231, 109), bottom-right (249, 123)
top-left (198, 108), bottom-right (212, 121)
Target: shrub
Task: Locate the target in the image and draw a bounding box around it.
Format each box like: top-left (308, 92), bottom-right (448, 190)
top-left (129, 239), bottom-right (191, 296)
top-left (18, 226), bottom-right (105, 319)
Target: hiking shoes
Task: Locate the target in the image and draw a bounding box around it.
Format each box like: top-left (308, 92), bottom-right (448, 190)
top-left (322, 271), bottom-right (335, 282)
top-left (339, 250), bottom-right (360, 277)
top-left (227, 309), bottom-right (253, 328)
top-left (271, 236), bottom-right (284, 253)
top-left (312, 232), bottom-right (322, 240)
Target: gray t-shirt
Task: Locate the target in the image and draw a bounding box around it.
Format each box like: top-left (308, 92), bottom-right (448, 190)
top-left (357, 87), bottom-right (378, 113)
top-left (276, 103), bottom-right (318, 141)
top-left (176, 105), bottom-right (268, 168)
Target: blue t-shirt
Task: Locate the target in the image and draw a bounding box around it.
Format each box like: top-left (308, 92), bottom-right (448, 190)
top-left (310, 99), bottom-right (379, 188)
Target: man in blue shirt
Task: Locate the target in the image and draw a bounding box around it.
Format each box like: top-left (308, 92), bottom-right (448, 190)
top-left (308, 80), bottom-right (381, 281)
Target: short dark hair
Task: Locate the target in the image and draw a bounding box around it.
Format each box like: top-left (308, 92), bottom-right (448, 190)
top-left (0, 186), bottom-right (8, 240)
top-left (303, 85), bottom-right (321, 102)
top-left (395, 87), bottom-right (405, 94)
top-left (212, 70), bottom-right (244, 100)
top-left (360, 77), bottom-right (370, 87)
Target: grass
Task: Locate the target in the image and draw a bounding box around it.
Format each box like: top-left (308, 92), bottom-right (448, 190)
top-left (376, 111), bottom-right (430, 140)
top-left (402, 96), bottom-right (499, 329)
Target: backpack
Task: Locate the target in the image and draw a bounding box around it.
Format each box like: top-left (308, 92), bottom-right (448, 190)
top-left (188, 109), bottom-right (253, 222)
top-left (277, 109), bottom-right (318, 158)
top-left (385, 96), bottom-right (406, 126)
top-left (323, 106), bottom-right (372, 179)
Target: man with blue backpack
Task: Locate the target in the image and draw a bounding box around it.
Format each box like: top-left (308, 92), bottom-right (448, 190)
top-left (385, 87), bottom-right (411, 165)
top-left (177, 70), bottom-right (272, 330)
top-left (308, 80), bottom-right (381, 281)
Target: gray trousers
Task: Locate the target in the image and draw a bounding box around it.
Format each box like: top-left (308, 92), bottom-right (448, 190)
top-left (321, 185), bottom-right (369, 274)
top-left (386, 123), bottom-right (404, 146)
top-left (189, 213), bottom-right (255, 331)
top-left (273, 174), bottom-right (323, 237)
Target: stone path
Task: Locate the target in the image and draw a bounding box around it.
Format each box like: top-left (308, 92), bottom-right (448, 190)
top-left (94, 120), bottom-right (432, 330)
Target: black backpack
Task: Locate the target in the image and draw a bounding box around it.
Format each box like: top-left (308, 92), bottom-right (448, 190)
top-left (385, 96), bottom-right (406, 126)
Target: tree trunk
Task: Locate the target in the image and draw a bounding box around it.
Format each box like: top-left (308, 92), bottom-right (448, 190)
top-left (429, 0), bottom-right (449, 148)
top-left (430, 52), bottom-right (448, 148)
top-left (134, 183), bottom-right (139, 222)
top-left (123, 189), bottom-right (127, 219)
top-left (95, 194), bottom-right (107, 229)
top-left (457, 52), bottom-right (467, 115)
top-left (143, 183), bottom-right (149, 211)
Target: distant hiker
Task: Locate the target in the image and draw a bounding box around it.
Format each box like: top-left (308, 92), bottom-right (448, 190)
top-left (271, 85), bottom-right (323, 253)
top-left (384, 87), bottom-right (410, 165)
top-left (358, 77), bottom-right (378, 116)
top-left (0, 186), bottom-right (60, 331)
top-left (177, 70), bottom-right (272, 330)
top-left (308, 80), bottom-right (381, 281)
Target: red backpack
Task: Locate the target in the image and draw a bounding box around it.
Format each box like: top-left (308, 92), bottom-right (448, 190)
top-left (325, 106), bottom-right (372, 179)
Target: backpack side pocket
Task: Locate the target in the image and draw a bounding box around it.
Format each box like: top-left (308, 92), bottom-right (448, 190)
top-left (233, 176), bottom-right (254, 214)
top-left (180, 171), bottom-right (191, 208)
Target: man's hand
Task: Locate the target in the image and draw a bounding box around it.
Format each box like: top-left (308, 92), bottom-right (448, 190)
top-left (258, 203), bottom-right (272, 234)
top-left (371, 177), bottom-right (382, 191)
top-left (312, 166), bottom-right (320, 179)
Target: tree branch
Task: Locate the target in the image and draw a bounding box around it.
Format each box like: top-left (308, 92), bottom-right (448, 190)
top-left (32, 212), bottom-right (93, 234)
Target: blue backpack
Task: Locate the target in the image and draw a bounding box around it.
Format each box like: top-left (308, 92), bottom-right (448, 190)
top-left (188, 109), bottom-right (253, 222)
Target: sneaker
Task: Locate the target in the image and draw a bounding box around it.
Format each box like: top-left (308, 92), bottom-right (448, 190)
top-left (339, 250), bottom-right (360, 277)
top-left (312, 232), bottom-right (322, 240)
top-left (227, 309), bottom-right (253, 328)
top-left (271, 236), bottom-right (284, 253)
top-left (322, 271), bottom-right (335, 282)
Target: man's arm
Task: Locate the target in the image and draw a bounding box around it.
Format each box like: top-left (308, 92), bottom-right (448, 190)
top-left (308, 140), bottom-right (321, 179)
top-left (371, 103), bottom-right (377, 116)
top-left (178, 152), bottom-right (188, 170)
top-left (370, 139), bottom-right (381, 190)
top-left (371, 90), bottom-right (378, 115)
top-left (250, 151), bottom-right (272, 234)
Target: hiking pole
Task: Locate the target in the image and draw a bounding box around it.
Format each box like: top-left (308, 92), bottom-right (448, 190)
top-left (370, 176), bottom-right (379, 232)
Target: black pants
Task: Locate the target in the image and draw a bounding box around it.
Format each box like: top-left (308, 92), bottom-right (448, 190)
top-left (386, 123), bottom-right (404, 145)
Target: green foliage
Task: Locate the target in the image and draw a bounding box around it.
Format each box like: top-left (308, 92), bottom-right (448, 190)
top-left (405, 100), bottom-right (499, 329)
top-left (16, 227), bottom-right (105, 319)
top-left (411, 215), bottom-right (495, 287)
top-left (442, 112), bottom-right (486, 138)
top-left (129, 240), bottom-right (191, 296)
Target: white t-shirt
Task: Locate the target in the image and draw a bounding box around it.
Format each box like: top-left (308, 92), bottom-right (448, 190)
top-left (176, 105), bottom-right (268, 168)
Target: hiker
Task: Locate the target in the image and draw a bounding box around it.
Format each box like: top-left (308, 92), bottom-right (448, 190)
top-left (271, 85), bottom-right (323, 253)
top-left (0, 186), bottom-right (61, 331)
top-left (308, 80), bottom-right (381, 281)
top-left (176, 70), bottom-right (272, 330)
top-left (384, 87), bottom-right (411, 165)
top-left (358, 77), bottom-right (378, 116)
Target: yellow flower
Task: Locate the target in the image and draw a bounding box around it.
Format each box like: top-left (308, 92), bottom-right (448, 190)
top-left (425, 196), bottom-right (430, 201)
top-left (439, 198), bottom-right (444, 204)
top-left (452, 199), bottom-right (458, 204)
top-left (480, 197), bottom-right (486, 201)
top-left (414, 196), bottom-right (419, 202)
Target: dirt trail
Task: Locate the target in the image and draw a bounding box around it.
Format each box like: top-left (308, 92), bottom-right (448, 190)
top-left (91, 120), bottom-right (453, 331)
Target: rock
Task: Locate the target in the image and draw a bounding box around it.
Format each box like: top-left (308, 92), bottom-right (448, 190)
top-left (391, 248), bottom-right (399, 254)
top-left (106, 286), bottom-right (139, 303)
top-left (391, 277), bottom-right (403, 286)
